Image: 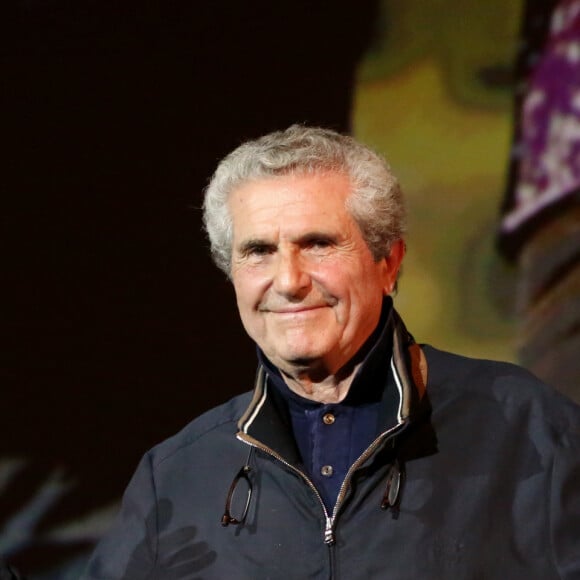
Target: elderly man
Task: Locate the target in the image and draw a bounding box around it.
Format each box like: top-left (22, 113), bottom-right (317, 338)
top-left (84, 126), bottom-right (580, 579)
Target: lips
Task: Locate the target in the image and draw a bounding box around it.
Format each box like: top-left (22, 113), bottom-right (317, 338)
top-left (263, 304), bottom-right (328, 314)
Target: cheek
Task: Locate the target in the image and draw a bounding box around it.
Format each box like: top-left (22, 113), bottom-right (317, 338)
top-left (310, 261), bottom-right (350, 291)
top-left (339, 274), bottom-right (385, 317)
top-left (233, 273), bottom-right (267, 315)
top-left (234, 280), bottom-right (250, 305)
top-left (315, 264), bottom-right (363, 300)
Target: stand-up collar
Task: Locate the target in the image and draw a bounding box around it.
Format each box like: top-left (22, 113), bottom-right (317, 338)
top-left (237, 302), bottom-right (428, 463)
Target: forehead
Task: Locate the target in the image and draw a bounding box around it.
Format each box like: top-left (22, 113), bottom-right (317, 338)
top-left (228, 172), bottom-right (354, 227)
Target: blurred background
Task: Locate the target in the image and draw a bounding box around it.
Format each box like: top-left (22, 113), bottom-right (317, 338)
top-left (4, 0), bottom-right (579, 576)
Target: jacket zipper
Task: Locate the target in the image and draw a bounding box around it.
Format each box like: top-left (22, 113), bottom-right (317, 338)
top-left (328, 421), bottom-right (407, 542)
top-left (237, 432), bottom-right (332, 537)
top-left (237, 420), bottom-right (406, 545)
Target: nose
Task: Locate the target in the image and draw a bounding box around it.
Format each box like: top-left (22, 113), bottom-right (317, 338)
top-left (272, 249), bottom-right (311, 298)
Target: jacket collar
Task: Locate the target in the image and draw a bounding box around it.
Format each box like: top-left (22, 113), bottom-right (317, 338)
top-left (236, 306), bottom-right (428, 461)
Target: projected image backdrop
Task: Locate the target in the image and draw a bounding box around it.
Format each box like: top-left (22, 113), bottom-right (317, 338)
top-left (353, 0), bottom-right (523, 360)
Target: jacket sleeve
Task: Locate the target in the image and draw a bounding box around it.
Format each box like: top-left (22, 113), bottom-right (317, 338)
top-left (81, 453), bottom-right (157, 579)
top-left (550, 429), bottom-right (580, 579)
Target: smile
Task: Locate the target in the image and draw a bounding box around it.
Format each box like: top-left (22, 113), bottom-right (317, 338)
top-left (268, 305), bottom-right (327, 315)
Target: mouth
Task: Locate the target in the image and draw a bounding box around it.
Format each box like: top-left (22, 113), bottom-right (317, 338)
top-left (266, 305), bottom-right (327, 314)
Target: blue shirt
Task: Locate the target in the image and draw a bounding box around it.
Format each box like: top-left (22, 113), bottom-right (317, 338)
top-left (259, 302), bottom-right (397, 512)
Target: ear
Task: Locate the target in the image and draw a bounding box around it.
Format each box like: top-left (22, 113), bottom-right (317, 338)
top-left (382, 239), bottom-right (406, 295)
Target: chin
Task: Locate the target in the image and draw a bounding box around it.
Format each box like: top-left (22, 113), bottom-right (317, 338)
top-left (285, 354), bottom-right (318, 366)
top-left (276, 348), bottom-right (330, 370)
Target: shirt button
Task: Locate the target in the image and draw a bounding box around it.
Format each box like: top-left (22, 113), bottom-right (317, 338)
top-left (322, 413), bottom-right (335, 425)
top-left (321, 465), bottom-right (334, 477)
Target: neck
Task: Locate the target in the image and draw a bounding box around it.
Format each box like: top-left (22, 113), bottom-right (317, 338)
top-left (278, 358), bottom-right (363, 404)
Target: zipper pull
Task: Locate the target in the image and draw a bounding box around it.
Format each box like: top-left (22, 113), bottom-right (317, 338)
top-left (324, 517), bottom-right (335, 545)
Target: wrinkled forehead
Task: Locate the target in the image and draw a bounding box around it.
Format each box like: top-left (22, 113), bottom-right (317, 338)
top-left (227, 172), bottom-right (358, 242)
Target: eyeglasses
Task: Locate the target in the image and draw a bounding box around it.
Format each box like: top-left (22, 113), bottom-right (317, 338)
top-left (221, 458), bottom-right (402, 526)
top-left (381, 459), bottom-right (403, 513)
top-left (221, 465), bottom-right (253, 526)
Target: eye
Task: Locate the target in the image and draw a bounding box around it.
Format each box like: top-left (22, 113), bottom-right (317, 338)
top-left (249, 244), bottom-right (274, 256)
top-left (305, 236), bottom-right (335, 250)
top-left (240, 242), bottom-right (276, 259)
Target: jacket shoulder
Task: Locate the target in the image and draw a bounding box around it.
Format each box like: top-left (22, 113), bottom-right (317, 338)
top-left (146, 391), bottom-right (253, 468)
top-left (422, 345), bottom-right (580, 438)
top-left (423, 344), bottom-right (537, 387)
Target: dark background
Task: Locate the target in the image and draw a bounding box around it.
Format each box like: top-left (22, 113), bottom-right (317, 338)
top-left (4, 0), bottom-right (381, 573)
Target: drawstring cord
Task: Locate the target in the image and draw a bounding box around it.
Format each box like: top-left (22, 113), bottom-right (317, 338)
top-left (221, 446), bottom-right (255, 527)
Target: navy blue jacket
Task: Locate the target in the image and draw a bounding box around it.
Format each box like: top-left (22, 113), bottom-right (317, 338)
top-left (83, 310), bottom-right (580, 579)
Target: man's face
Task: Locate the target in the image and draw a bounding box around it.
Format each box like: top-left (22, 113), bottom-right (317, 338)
top-left (229, 172), bottom-right (404, 377)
